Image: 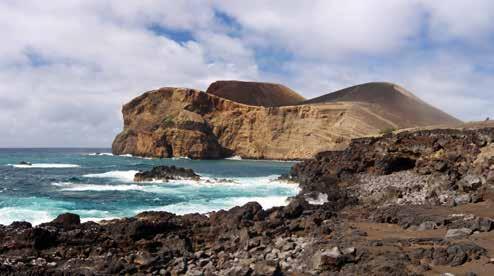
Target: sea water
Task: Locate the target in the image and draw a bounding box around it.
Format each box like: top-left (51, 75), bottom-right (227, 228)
top-left (0, 148), bottom-right (299, 225)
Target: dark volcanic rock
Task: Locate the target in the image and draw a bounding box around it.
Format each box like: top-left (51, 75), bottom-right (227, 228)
top-left (290, 128), bottom-right (494, 206)
top-left (134, 165), bottom-right (200, 182)
top-left (3, 127), bottom-right (494, 275)
top-left (42, 213), bottom-right (81, 229)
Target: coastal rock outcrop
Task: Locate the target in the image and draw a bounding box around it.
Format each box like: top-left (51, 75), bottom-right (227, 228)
top-left (112, 81), bottom-right (461, 159)
top-left (134, 165), bottom-right (200, 182)
top-left (289, 127), bottom-right (494, 206)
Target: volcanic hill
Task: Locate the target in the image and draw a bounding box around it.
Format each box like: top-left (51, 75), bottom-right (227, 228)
top-left (206, 80), bottom-right (306, 107)
top-left (303, 82), bottom-right (460, 127)
top-left (112, 81), bottom-right (461, 159)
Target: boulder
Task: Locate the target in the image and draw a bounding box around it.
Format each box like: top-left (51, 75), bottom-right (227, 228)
top-left (446, 243), bottom-right (486, 266)
top-left (283, 197), bottom-right (309, 219)
top-left (459, 174), bottom-right (482, 192)
top-left (42, 213), bottom-right (80, 230)
top-left (445, 228), bottom-right (473, 239)
top-left (313, 246), bottom-right (348, 270)
top-left (453, 194), bottom-right (472, 205)
top-left (252, 260), bottom-right (282, 276)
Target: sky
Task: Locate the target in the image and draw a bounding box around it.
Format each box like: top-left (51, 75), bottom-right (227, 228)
top-left (1, 1), bottom-right (493, 147)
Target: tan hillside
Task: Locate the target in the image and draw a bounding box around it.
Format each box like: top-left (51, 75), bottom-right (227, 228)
top-left (112, 82), bottom-right (461, 160)
top-left (304, 82), bottom-right (462, 128)
top-left (206, 80), bottom-right (305, 107)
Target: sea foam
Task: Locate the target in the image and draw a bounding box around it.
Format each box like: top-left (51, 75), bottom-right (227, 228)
top-left (9, 163), bottom-right (80, 168)
top-left (53, 182), bottom-right (146, 192)
top-left (137, 195), bottom-right (291, 215)
top-left (225, 155), bottom-right (242, 160)
top-left (85, 153), bottom-right (114, 156)
top-left (83, 170), bottom-right (139, 182)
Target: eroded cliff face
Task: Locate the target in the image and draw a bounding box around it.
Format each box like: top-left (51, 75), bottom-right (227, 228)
top-left (112, 87), bottom-right (405, 159)
top-left (112, 88), bottom-right (228, 159)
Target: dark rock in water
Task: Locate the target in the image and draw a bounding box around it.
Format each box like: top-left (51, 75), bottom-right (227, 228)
top-left (134, 165), bottom-right (200, 182)
top-left (18, 161), bottom-right (32, 166)
top-left (9, 221), bottom-right (32, 229)
top-left (41, 213), bottom-right (81, 230)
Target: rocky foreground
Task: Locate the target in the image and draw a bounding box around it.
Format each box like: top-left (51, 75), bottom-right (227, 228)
top-left (3, 128), bottom-right (494, 275)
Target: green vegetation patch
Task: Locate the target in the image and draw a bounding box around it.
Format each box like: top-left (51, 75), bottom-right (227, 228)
top-left (379, 127), bottom-right (396, 135)
top-left (162, 116), bottom-right (175, 127)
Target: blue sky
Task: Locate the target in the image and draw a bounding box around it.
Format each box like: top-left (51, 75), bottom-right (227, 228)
top-left (0, 1), bottom-right (493, 147)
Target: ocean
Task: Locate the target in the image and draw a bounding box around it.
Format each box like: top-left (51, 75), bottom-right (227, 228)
top-left (0, 148), bottom-right (299, 225)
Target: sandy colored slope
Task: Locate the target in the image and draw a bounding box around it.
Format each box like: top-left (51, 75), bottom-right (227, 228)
top-left (112, 82), bottom-right (462, 159)
top-left (303, 82), bottom-right (462, 127)
top-left (206, 80), bottom-right (306, 107)
top-left (112, 88), bottom-right (407, 159)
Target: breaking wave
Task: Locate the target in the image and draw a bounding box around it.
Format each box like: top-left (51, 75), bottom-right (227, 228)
top-left (83, 170), bottom-right (139, 182)
top-left (9, 163), bottom-right (80, 168)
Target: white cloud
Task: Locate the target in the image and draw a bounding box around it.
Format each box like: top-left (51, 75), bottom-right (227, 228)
top-left (0, 1), bottom-right (493, 146)
top-left (214, 0), bottom-right (424, 58)
top-left (0, 1), bottom-right (258, 147)
top-left (419, 0), bottom-right (494, 43)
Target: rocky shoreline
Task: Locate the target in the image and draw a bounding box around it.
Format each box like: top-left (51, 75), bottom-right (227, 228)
top-left (2, 128), bottom-right (494, 275)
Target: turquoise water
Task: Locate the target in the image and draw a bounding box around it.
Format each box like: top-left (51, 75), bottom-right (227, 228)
top-left (0, 148), bottom-right (299, 225)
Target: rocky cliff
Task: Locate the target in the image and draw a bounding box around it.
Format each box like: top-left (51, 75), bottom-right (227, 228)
top-left (112, 81), bottom-right (461, 159)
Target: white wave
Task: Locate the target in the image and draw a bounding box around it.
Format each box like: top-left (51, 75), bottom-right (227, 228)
top-left (53, 175), bottom-right (299, 195)
top-left (83, 170), bottom-right (139, 182)
top-left (169, 174), bottom-right (299, 189)
top-left (52, 182), bottom-right (181, 194)
top-left (225, 155), bottom-right (242, 160)
top-left (81, 216), bottom-right (119, 223)
top-left (0, 206), bottom-right (121, 225)
top-left (226, 196), bottom-right (291, 209)
top-left (85, 152), bottom-right (114, 156)
top-left (306, 193), bottom-right (328, 205)
top-left (228, 158), bottom-right (300, 163)
top-left (0, 207), bottom-right (55, 226)
top-left (76, 209), bottom-right (119, 222)
top-left (172, 156), bottom-right (191, 160)
top-left (9, 163), bottom-right (80, 168)
top-left (53, 182), bottom-right (147, 192)
top-left (137, 195), bottom-right (291, 215)
top-left (115, 154), bottom-right (155, 160)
